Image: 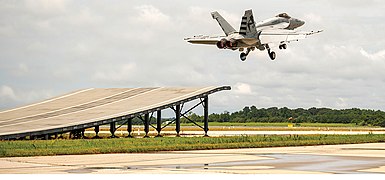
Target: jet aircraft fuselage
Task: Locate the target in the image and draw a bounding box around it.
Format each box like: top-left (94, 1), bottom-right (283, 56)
top-left (185, 10), bottom-right (321, 61)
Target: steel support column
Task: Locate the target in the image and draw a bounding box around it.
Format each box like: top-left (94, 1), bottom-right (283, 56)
top-left (144, 113), bottom-right (150, 138)
top-left (203, 96), bottom-right (209, 137)
top-left (94, 125), bottom-right (100, 138)
top-left (110, 122), bottom-right (116, 138)
top-left (127, 117), bottom-right (133, 138)
top-left (175, 104), bottom-right (181, 137)
top-left (156, 110), bottom-right (162, 137)
top-left (81, 129), bottom-right (85, 138)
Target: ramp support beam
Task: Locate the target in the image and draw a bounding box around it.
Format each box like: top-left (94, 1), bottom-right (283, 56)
top-left (204, 96), bottom-right (209, 137)
top-left (156, 110), bottom-right (162, 137)
top-left (144, 113), bottom-right (150, 138)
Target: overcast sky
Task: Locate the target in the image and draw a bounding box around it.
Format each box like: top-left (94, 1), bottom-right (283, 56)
top-left (1, 0), bottom-right (385, 114)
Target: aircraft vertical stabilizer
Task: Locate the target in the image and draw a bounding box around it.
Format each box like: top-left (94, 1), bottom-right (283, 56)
top-left (239, 9), bottom-right (258, 38)
top-left (211, 11), bottom-right (236, 36)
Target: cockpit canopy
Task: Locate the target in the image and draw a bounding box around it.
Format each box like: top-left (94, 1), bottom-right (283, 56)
top-left (276, 13), bottom-right (291, 19)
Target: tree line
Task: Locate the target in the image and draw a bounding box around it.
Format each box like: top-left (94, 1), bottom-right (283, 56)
top-left (126, 106), bottom-right (385, 127)
top-left (187, 106), bottom-right (385, 127)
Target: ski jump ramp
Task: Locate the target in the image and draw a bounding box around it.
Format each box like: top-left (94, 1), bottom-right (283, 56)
top-left (0, 86), bottom-right (230, 140)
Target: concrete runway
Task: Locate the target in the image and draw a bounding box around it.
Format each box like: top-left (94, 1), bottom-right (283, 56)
top-left (2, 143), bottom-right (385, 174)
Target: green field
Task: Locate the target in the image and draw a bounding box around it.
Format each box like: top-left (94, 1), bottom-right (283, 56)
top-left (1, 134), bottom-right (385, 157)
top-left (95, 122), bottom-right (377, 134)
top-left (181, 122), bottom-right (364, 127)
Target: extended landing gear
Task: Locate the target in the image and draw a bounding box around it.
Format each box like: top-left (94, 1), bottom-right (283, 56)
top-left (239, 47), bottom-right (253, 61)
top-left (240, 52), bottom-right (247, 61)
top-left (266, 45), bottom-right (276, 60)
top-left (268, 50), bottom-right (276, 60)
top-left (279, 44), bottom-right (287, 50)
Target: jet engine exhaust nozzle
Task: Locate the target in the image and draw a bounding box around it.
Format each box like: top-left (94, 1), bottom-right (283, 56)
top-left (226, 39), bottom-right (237, 48)
top-left (216, 39), bottom-right (227, 49)
top-left (217, 38), bottom-right (237, 49)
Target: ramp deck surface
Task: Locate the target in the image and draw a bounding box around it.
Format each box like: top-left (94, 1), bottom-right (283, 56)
top-left (0, 86), bottom-right (230, 139)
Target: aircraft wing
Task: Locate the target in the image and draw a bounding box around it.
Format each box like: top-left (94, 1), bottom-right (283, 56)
top-left (184, 35), bottom-right (224, 45)
top-left (259, 30), bottom-right (323, 45)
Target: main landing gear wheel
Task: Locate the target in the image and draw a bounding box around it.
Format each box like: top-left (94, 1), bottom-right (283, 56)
top-left (239, 48), bottom-right (252, 61)
top-left (240, 53), bottom-right (247, 61)
top-left (266, 45), bottom-right (276, 61)
top-left (269, 51), bottom-right (276, 60)
top-left (265, 44), bottom-right (276, 61)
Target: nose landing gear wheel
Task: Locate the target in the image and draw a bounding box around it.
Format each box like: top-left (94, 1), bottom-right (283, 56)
top-left (279, 44), bottom-right (287, 50)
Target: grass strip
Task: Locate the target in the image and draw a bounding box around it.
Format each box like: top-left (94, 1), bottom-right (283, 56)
top-left (1, 134), bottom-right (385, 157)
top-left (181, 122), bottom-right (364, 127)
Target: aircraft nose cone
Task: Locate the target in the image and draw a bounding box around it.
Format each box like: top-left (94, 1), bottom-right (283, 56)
top-left (290, 18), bottom-right (305, 29)
top-left (299, 20), bottom-right (305, 26)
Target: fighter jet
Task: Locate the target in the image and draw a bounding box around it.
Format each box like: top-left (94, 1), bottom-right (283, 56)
top-left (184, 10), bottom-right (322, 61)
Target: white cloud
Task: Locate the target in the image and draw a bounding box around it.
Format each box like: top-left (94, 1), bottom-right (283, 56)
top-left (304, 13), bottom-right (322, 23)
top-left (25, 0), bottom-right (68, 14)
top-left (360, 48), bottom-right (385, 61)
top-left (0, 85), bottom-right (17, 101)
top-left (316, 99), bottom-right (323, 107)
top-left (234, 83), bottom-right (252, 95)
top-left (0, 85), bottom-right (55, 110)
top-left (11, 63), bottom-right (30, 76)
top-left (66, 7), bottom-right (104, 26)
top-left (335, 97), bottom-right (348, 108)
top-left (93, 63), bottom-right (138, 82)
top-left (134, 5), bottom-right (170, 24)
top-left (0, 25), bottom-right (16, 37)
top-left (188, 6), bottom-right (209, 18)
